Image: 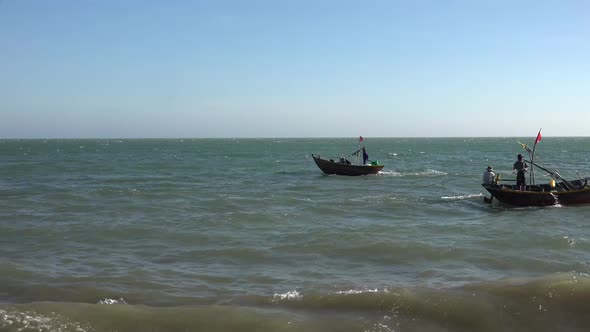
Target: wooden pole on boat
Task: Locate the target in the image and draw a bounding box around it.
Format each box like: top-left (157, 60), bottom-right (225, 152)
top-left (530, 129), bottom-right (542, 186)
top-left (525, 158), bottom-right (574, 191)
top-left (357, 136), bottom-right (364, 165)
top-left (513, 136), bottom-right (575, 191)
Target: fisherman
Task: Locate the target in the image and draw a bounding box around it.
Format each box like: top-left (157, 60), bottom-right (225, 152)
top-left (483, 165), bottom-right (496, 185)
top-left (513, 154), bottom-right (528, 190)
top-left (362, 147), bottom-right (369, 165)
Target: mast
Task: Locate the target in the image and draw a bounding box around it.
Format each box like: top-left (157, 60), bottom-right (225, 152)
top-left (357, 136), bottom-right (364, 165)
top-left (530, 129), bottom-right (542, 186)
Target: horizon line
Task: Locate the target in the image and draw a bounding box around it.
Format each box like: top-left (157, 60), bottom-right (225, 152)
top-left (1, 135), bottom-right (589, 140)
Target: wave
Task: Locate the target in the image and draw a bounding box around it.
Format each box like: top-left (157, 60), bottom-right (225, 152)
top-left (2, 273), bottom-right (590, 332)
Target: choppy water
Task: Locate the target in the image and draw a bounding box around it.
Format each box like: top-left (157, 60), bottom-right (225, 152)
top-left (1, 137), bottom-right (590, 332)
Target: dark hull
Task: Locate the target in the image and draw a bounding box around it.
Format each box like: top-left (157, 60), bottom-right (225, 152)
top-left (482, 178), bottom-right (590, 206)
top-left (312, 154), bottom-right (383, 176)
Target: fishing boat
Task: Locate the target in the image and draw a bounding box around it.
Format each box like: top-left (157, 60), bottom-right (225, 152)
top-left (312, 154), bottom-right (384, 176)
top-left (482, 130), bottom-right (590, 206)
top-left (482, 178), bottom-right (590, 206)
top-left (312, 136), bottom-right (384, 176)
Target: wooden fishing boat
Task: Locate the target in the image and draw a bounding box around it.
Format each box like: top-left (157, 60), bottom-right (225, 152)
top-left (482, 178), bottom-right (590, 206)
top-left (312, 154), bottom-right (383, 176)
top-left (482, 132), bottom-right (590, 206)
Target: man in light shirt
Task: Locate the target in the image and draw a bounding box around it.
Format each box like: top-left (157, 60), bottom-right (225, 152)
top-left (483, 165), bottom-right (496, 185)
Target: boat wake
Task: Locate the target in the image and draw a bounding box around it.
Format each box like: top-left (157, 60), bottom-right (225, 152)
top-left (440, 193), bottom-right (483, 201)
top-left (377, 170), bottom-right (402, 176)
top-left (549, 193), bottom-right (563, 207)
top-left (379, 169), bottom-right (448, 177)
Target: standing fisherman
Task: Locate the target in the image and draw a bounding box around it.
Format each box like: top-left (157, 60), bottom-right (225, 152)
top-left (513, 154), bottom-right (528, 190)
top-left (362, 147), bottom-right (369, 165)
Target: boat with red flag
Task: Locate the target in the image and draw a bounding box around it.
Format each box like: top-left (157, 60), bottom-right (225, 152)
top-left (312, 136), bottom-right (384, 176)
top-left (482, 130), bottom-right (590, 206)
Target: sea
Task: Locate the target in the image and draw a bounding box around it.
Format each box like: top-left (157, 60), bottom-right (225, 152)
top-left (1, 137), bottom-right (590, 332)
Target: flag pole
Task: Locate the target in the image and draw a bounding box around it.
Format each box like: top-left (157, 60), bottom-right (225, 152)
top-left (357, 136), bottom-right (363, 165)
top-left (530, 128), bottom-right (542, 185)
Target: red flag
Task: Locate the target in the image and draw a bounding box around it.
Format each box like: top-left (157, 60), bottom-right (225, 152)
top-left (535, 129), bottom-right (542, 145)
top-left (359, 136), bottom-right (364, 142)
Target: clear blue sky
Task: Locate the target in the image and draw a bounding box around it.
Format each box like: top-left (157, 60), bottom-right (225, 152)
top-left (1, 0), bottom-right (589, 138)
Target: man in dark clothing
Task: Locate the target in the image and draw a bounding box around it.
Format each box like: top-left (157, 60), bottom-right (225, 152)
top-left (513, 154), bottom-right (528, 190)
top-left (362, 147), bottom-right (369, 165)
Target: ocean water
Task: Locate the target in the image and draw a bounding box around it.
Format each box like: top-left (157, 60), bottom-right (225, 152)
top-left (1, 137), bottom-right (590, 332)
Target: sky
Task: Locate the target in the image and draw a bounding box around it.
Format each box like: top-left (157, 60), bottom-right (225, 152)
top-left (1, 0), bottom-right (589, 138)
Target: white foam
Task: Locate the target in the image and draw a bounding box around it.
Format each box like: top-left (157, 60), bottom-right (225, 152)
top-left (336, 288), bottom-right (390, 295)
top-left (423, 169), bottom-right (448, 176)
top-left (441, 193), bottom-right (483, 200)
top-left (273, 290), bottom-right (301, 300)
top-left (563, 236), bottom-right (576, 248)
top-left (0, 309), bottom-right (90, 332)
top-left (98, 298), bottom-right (127, 305)
top-left (380, 169), bottom-right (448, 177)
top-left (546, 193), bottom-right (563, 207)
top-left (377, 171), bottom-right (402, 177)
